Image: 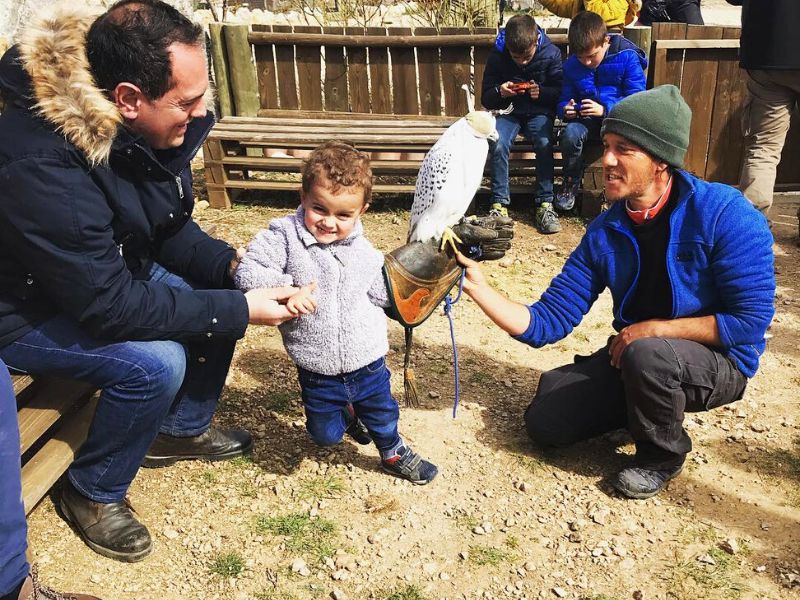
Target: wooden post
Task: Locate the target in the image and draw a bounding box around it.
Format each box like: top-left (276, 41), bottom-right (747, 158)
top-left (209, 23), bottom-right (234, 118)
top-left (223, 24), bottom-right (261, 117)
top-left (624, 25), bottom-right (652, 61)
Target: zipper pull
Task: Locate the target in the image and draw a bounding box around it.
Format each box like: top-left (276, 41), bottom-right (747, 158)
top-left (175, 176), bottom-right (184, 199)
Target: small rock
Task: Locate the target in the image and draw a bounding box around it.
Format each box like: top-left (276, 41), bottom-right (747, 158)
top-left (755, 565), bottom-right (766, 573)
top-left (331, 588), bottom-right (347, 600)
top-left (459, 550), bottom-right (469, 561)
top-left (163, 527), bottom-right (180, 540)
top-left (428, 390), bottom-right (441, 398)
top-left (591, 509), bottom-right (610, 525)
top-left (543, 244), bottom-right (557, 252)
top-left (633, 591), bottom-right (643, 600)
top-left (423, 562), bottom-right (439, 575)
top-left (697, 554), bottom-right (716, 566)
top-left (519, 482), bottom-right (530, 493)
top-left (552, 587), bottom-right (567, 598)
top-left (473, 526), bottom-right (486, 535)
top-left (719, 538), bottom-right (739, 555)
top-left (90, 574), bottom-right (102, 584)
top-left (440, 572), bottom-right (450, 580)
top-left (291, 558), bottom-right (311, 576)
top-left (750, 423), bottom-right (767, 433)
top-left (194, 200), bottom-right (210, 211)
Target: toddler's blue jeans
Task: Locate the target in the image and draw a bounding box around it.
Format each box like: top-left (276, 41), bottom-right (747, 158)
top-left (298, 357), bottom-right (400, 452)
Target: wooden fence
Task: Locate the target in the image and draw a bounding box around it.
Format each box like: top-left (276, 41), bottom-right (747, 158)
top-left (208, 22), bottom-right (799, 190)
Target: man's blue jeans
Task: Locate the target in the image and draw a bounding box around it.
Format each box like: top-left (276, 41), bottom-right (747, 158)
top-left (489, 113), bottom-right (555, 206)
top-left (0, 359), bottom-right (28, 596)
top-left (0, 263), bottom-right (236, 503)
top-left (560, 118), bottom-right (603, 181)
top-left (297, 357), bottom-right (400, 452)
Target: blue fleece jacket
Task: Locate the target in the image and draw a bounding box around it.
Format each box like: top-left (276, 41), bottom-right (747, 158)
top-left (558, 34), bottom-right (647, 118)
top-left (515, 170), bottom-right (775, 378)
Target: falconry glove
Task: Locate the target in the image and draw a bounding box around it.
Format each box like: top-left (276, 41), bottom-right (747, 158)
top-left (384, 214), bottom-right (514, 406)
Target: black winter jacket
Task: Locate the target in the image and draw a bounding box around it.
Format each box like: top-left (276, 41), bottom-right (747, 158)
top-left (480, 28), bottom-right (564, 118)
top-left (727, 0), bottom-right (800, 69)
top-left (0, 17), bottom-right (249, 349)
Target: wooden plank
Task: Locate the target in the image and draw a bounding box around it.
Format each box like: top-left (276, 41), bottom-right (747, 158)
top-left (440, 27), bottom-right (471, 116)
top-left (390, 27), bottom-right (419, 115)
top-left (249, 31), bottom-right (499, 47)
top-left (415, 28), bottom-right (442, 116)
top-left (648, 22), bottom-right (686, 88)
top-left (209, 23), bottom-right (234, 118)
top-left (294, 26), bottom-right (323, 112)
top-left (681, 26), bottom-right (724, 177)
top-left (213, 122), bottom-right (452, 135)
top-left (345, 26), bottom-right (370, 114)
top-left (272, 25), bottom-right (298, 111)
top-left (22, 394), bottom-right (98, 515)
top-left (18, 379), bottom-right (95, 454)
top-left (623, 25), bottom-right (652, 55)
top-left (223, 24), bottom-right (261, 117)
top-left (473, 27), bottom-right (495, 110)
top-left (323, 26), bottom-right (349, 112)
top-left (252, 25), bottom-right (278, 111)
top-left (654, 39), bottom-right (739, 50)
top-left (704, 27), bottom-right (746, 183)
top-left (366, 27), bottom-right (391, 114)
top-left (11, 373), bottom-right (34, 396)
top-left (236, 113), bottom-right (458, 125)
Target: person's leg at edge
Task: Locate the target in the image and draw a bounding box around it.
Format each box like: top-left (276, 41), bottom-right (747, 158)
top-left (350, 358), bottom-right (438, 485)
top-left (0, 361), bottom-right (28, 598)
top-left (488, 115), bottom-right (522, 216)
top-left (668, 0), bottom-right (704, 25)
top-left (525, 344), bottom-right (627, 448)
top-left (739, 70), bottom-right (799, 216)
top-left (142, 263), bottom-right (251, 467)
top-left (615, 337), bottom-right (747, 498)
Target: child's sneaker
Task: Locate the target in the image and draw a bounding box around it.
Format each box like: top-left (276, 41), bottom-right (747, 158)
top-left (489, 202), bottom-right (509, 218)
top-left (381, 444), bottom-right (438, 485)
top-left (555, 178), bottom-right (580, 212)
top-left (535, 202), bottom-right (561, 234)
top-left (343, 404), bottom-right (372, 445)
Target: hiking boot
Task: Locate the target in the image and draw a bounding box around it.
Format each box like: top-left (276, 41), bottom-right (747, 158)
top-left (535, 202), bottom-right (561, 234)
top-left (381, 444), bottom-right (438, 485)
top-left (60, 482), bottom-right (151, 562)
top-left (489, 202), bottom-right (509, 218)
top-left (612, 464), bottom-right (684, 499)
top-left (555, 178), bottom-right (580, 212)
top-left (343, 404), bottom-right (372, 445)
top-left (142, 426), bottom-right (253, 468)
top-left (15, 565), bottom-right (102, 600)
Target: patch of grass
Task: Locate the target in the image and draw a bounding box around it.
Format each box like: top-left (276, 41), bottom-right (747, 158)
top-left (580, 595), bottom-right (619, 600)
top-left (505, 534), bottom-right (519, 550)
top-left (209, 552), bottom-right (245, 577)
top-left (229, 455), bottom-right (254, 468)
top-left (196, 470), bottom-right (218, 484)
top-left (469, 370), bottom-right (493, 385)
top-left (299, 474), bottom-right (347, 499)
top-left (364, 494), bottom-right (401, 514)
top-left (254, 513), bottom-right (337, 561)
top-left (670, 545), bottom-right (748, 599)
top-left (512, 454), bottom-right (546, 474)
top-left (266, 391), bottom-right (298, 415)
top-left (469, 544), bottom-right (515, 566)
top-left (383, 585), bottom-right (430, 600)
top-left (255, 591), bottom-right (299, 600)
top-left (452, 509), bottom-right (479, 530)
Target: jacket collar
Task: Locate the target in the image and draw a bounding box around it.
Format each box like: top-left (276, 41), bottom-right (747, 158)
top-left (294, 206), bottom-right (364, 248)
top-left (603, 169), bottom-right (696, 230)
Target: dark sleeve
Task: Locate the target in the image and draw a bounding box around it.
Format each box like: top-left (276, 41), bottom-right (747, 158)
top-left (538, 51), bottom-right (564, 109)
top-left (1, 158), bottom-right (249, 343)
top-left (481, 51), bottom-right (508, 110)
top-left (157, 218), bottom-right (237, 289)
top-left (725, 0), bottom-right (743, 5)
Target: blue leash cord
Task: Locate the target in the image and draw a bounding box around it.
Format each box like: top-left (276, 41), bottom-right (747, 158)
top-left (443, 269), bottom-right (466, 418)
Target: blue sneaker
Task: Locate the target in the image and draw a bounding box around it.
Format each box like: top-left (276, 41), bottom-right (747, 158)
top-left (381, 444), bottom-right (438, 485)
top-left (555, 178), bottom-right (580, 212)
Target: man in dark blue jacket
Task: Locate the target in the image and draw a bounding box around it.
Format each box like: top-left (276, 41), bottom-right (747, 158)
top-left (481, 14), bottom-right (564, 234)
top-left (0, 0), bottom-right (302, 562)
top-left (457, 86), bottom-right (774, 499)
top-left (726, 0), bottom-right (800, 226)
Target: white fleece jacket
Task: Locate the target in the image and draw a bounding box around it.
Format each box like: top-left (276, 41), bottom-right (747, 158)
top-left (234, 207), bottom-right (390, 375)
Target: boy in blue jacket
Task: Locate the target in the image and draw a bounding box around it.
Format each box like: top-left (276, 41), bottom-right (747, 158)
top-left (556, 10), bottom-right (647, 212)
top-left (481, 14), bottom-right (564, 234)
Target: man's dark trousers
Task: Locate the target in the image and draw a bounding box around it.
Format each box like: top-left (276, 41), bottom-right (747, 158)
top-left (640, 0), bottom-right (704, 25)
top-left (0, 358), bottom-right (28, 596)
top-left (525, 337), bottom-right (747, 469)
top-left (0, 263), bottom-right (236, 504)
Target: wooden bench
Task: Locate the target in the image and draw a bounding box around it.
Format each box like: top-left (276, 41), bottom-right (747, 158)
top-left (13, 371), bottom-right (96, 515)
top-left (203, 25), bottom-right (611, 213)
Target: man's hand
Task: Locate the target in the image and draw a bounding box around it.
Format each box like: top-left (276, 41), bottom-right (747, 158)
top-left (455, 250), bottom-right (488, 293)
top-left (245, 286), bottom-right (305, 326)
top-left (608, 319), bottom-right (665, 368)
top-left (564, 99), bottom-right (578, 119)
top-left (451, 214), bottom-right (514, 261)
top-left (579, 99), bottom-right (604, 118)
top-left (285, 282), bottom-right (318, 315)
top-left (229, 247), bottom-right (246, 279)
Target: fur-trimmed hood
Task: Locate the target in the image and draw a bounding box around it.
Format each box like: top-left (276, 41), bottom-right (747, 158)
top-left (1, 5), bottom-right (120, 166)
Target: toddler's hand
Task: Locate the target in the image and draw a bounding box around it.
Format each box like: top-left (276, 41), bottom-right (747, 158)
top-left (286, 281), bottom-right (318, 315)
top-left (564, 99), bottom-right (578, 119)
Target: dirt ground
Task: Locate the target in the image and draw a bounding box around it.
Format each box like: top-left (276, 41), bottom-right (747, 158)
top-left (25, 159), bottom-right (800, 600)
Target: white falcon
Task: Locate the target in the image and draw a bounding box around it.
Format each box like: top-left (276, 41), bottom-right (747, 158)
top-left (408, 86), bottom-right (508, 254)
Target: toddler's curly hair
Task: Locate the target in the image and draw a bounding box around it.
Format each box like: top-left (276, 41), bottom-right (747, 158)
top-left (301, 141), bottom-right (373, 205)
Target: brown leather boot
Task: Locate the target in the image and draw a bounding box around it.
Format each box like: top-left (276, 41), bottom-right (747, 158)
top-left (17, 565), bottom-right (101, 600)
top-left (142, 426), bottom-right (252, 468)
top-left (59, 483), bottom-right (151, 563)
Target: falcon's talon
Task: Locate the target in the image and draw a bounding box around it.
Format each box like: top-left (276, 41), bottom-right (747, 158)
top-left (439, 227), bottom-right (463, 255)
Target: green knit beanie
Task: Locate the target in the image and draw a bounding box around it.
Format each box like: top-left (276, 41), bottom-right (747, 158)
top-left (600, 85), bottom-right (692, 168)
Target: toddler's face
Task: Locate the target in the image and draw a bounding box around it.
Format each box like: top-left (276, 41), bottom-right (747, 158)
top-left (301, 177), bottom-right (368, 244)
